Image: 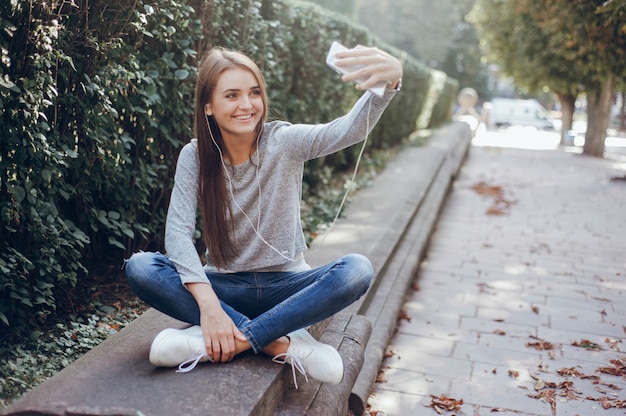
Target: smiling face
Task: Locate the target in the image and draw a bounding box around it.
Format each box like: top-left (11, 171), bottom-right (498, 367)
top-left (205, 67), bottom-right (265, 145)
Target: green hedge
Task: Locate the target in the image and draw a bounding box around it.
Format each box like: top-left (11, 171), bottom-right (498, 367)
top-left (0, 0), bottom-right (456, 337)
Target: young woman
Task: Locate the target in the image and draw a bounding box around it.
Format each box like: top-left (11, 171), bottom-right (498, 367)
top-left (125, 45), bottom-right (402, 387)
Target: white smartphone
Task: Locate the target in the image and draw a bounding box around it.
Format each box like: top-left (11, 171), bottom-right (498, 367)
top-left (325, 41), bottom-right (386, 97)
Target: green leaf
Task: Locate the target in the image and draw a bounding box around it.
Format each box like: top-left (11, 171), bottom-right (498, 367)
top-left (10, 186), bottom-right (26, 203)
top-left (108, 237), bottom-right (125, 250)
top-left (107, 211), bottom-right (120, 220)
top-left (174, 69), bottom-right (190, 80)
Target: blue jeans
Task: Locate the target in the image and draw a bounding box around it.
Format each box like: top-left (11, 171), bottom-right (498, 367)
top-left (124, 252), bottom-right (373, 353)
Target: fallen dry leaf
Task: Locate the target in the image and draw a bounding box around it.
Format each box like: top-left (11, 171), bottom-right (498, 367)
top-left (557, 367), bottom-right (584, 378)
top-left (528, 389), bottom-right (556, 416)
top-left (508, 369), bottom-right (519, 378)
top-left (597, 366), bottom-right (623, 377)
top-left (486, 208), bottom-right (506, 216)
top-left (571, 339), bottom-right (602, 350)
top-left (597, 397), bottom-right (626, 409)
top-left (383, 347), bottom-right (396, 359)
top-left (471, 181), bottom-right (515, 216)
top-left (398, 310), bottom-right (412, 322)
top-left (471, 182), bottom-right (503, 197)
top-left (597, 357), bottom-right (626, 377)
top-left (427, 394), bottom-right (463, 414)
top-left (493, 329), bottom-right (506, 336)
top-left (97, 322), bottom-right (121, 331)
top-left (556, 380), bottom-right (580, 401)
top-left (375, 369), bottom-right (387, 383)
top-left (595, 382), bottom-right (621, 392)
top-left (604, 338), bottom-right (622, 351)
top-left (526, 340), bottom-right (556, 350)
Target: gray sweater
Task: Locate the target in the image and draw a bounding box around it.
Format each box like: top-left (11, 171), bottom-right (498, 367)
top-left (165, 89), bottom-right (396, 286)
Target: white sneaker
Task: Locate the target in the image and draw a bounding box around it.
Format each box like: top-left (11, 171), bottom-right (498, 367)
top-left (149, 326), bottom-right (212, 372)
top-left (273, 329), bottom-right (344, 388)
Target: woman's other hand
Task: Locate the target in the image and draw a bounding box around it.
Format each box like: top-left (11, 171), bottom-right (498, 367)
top-left (199, 303), bottom-right (247, 362)
top-left (188, 282), bottom-right (248, 362)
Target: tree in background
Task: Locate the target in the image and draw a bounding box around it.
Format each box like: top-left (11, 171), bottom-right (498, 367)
top-left (357, 0), bottom-right (471, 67)
top-left (603, 0), bottom-right (626, 131)
top-left (439, 6), bottom-right (489, 101)
top-left (471, 0), bottom-right (626, 156)
top-left (469, 1), bottom-right (580, 143)
top-left (308, 0), bottom-right (487, 99)
top-left (357, 0), bottom-right (487, 97)
top-left (536, 0), bottom-right (625, 157)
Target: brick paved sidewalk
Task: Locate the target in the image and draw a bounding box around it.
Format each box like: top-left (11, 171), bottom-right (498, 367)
top-left (367, 135), bottom-right (626, 416)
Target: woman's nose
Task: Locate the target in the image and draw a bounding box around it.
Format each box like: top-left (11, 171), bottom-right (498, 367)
top-left (239, 96), bottom-right (252, 109)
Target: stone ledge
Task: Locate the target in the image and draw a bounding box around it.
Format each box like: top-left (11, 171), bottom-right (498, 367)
top-left (3, 308), bottom-right (369, 416)
top-left (3, 309), bottom-right (285, 416)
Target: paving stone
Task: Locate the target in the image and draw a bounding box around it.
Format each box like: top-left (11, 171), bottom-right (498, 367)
top-left (475, 306), bottom-right (550, 327)
top-left (462, 291), bottom-right (547, 313)
top-left (373, 367), bottom-right (453, 397)
top-left (367, 390), bottom-right (435, 416)
top-left (384, 332), bottom-right (457, 361)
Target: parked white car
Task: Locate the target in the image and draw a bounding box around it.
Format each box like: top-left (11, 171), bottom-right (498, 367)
top-left (489, 98), bottom-right (555, 130)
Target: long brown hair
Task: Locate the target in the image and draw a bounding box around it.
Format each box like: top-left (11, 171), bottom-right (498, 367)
top-left (193, 47), bottom-right (268, 269)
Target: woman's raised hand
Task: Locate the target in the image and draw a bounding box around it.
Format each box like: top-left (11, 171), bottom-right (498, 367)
top-left (334, 45), bottom-right (403, 92)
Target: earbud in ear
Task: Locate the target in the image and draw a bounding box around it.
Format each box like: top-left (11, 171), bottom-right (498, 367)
top-left (205, 104), bottom-right (212, 116)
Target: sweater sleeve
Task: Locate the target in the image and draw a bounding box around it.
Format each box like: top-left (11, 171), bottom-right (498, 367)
top-left (164, 141), bottom-right (210, 287)
top-left (270, 89), bottom-right (397, 162)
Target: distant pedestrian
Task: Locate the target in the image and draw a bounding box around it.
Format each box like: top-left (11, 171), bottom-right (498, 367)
top-left (124, 45), bottom-right (402, 387)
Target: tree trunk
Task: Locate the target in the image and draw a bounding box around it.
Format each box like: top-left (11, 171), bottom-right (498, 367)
top-left (583, 73), bottom-right (614, 158)
top-left (619, 86), bottom-right (626, 130)
top-left (556, 92), bottom-right (577, 145)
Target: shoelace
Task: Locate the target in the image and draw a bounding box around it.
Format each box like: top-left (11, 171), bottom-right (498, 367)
top-left (176, 352), bottom-right (213, 373)
top-left (272, 353), bottom-right (308, 389)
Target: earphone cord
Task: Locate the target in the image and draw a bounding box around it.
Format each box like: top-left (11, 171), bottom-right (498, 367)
top-left (207, 97), bottom-right (373, 263)
top-left (305, 98), bottom-right (372, 258)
